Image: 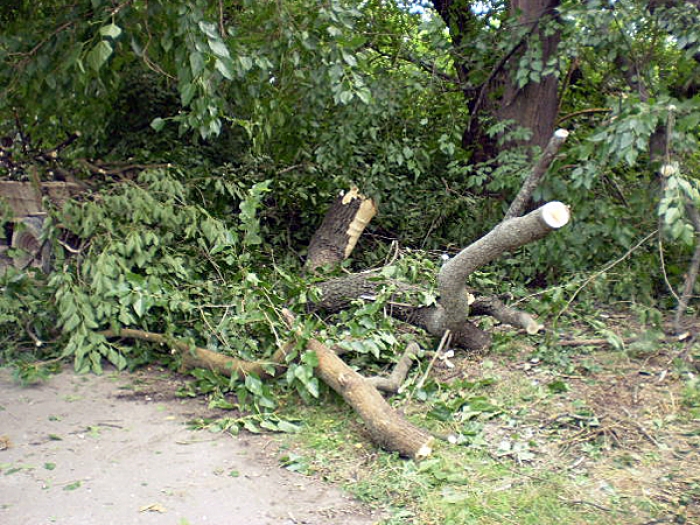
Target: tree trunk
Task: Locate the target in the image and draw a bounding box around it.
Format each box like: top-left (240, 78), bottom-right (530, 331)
top-left (495, 0), bottom-right (562, 150)
top-left (305, 188), bottom-right (377, 272)
top-left (432, 0), bottom-right (562, 158)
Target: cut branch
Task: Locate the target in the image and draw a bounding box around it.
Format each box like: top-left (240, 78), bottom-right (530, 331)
top-left (306, 188), bottom-right (377, 271)
top-left (437, 201), bottom-right (570, 331)
top-left (307, 337), bottom-right (433, 459)
top-left (366, 342), bottom-right (420, 393)
top-left (505, 129), bottom-right (569, 220)
top-left (99, 328), bottom-right (293, 379)
top-left (282, 310), bottom-right (433, 459)
top-left (674, 201), bottom-right (700, 332)
top-left (471, 296), bottom-right (544, 334)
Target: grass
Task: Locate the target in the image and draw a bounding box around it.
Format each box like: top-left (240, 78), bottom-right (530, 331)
top-left (270, 317), bottom-right (700, 525)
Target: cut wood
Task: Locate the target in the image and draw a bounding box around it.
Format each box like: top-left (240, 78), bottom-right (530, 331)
top-left (99, 328), bottom-right (293, 379)
top-left (310, 198), bottom-right (569, 349)
top-left (505, 129), bottom-right (569, 220)
top-left (437, 201), bottom-right (569, 334)
top-left (282, 310), bottom-right (433, 459)
top-left (471, 296), bottom-right (544, 334)
top-left (307, 337), bottom-right (433, 459)
top-left (366, 342), bottom-right (419, 393)
top-left (306, 187), bottom-right (377, 271)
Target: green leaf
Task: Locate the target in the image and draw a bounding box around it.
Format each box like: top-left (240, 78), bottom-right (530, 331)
top-left (245, 375), bottom-right (263, 396)
top-left (547, 380), bottom-right (569, 394)
top-left (215, 58), bottom-right (234, 80)
top-left (87, 40), bottom-right (113, 71)
top-left (190, 52), bottom-right (205, 77)
top-left (208, 39), bottom-right (230, 59)
top-left (180, 82), bottom-right (196, 106)
top-left (133, 295), bottom-right (145, 317)
top-left (99, 24), bottom-right (122, 39)
top-left (276, 420), bottom-right (302, 433)
top-left (238, 55), bottom-right (253, 71)
top-left (63, 481), bottom-right (82, 491)
top-left (150, 118), bottom-right (166, 132)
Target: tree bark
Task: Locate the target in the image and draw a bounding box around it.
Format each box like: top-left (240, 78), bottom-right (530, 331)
top-left (305, 187), bottom-right (377, 272)
top-left (505, 129), bottom-right (569, 219)
top-left (306, 337), bottom-right (433, 459)
top-left (312, 201), bottom-right (569, 348)
top-left (99, 328), bottom-right (294, 379)
top-left (433, 0), bottom-right (562, 158)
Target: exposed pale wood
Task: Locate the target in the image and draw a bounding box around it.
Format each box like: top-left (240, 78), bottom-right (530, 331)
top-left (306, 187), bottom-right (377, 271)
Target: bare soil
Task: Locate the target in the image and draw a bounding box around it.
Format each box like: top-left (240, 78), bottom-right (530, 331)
top-left (0, 366), bottom-right (382, 525)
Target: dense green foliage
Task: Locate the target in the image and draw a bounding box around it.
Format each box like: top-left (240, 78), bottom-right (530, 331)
top-left (1, 0), bottom-right (700, 385)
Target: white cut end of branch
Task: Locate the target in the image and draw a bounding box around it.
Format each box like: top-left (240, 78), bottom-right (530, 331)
top-left (526, 320), bottom-right (545, 335)
top-left (659, 163), bottom-right (678, 177)
top-left (541, 201), bottom-right (570, 229)
top-left (416, 442), bottom-right (434, 460)
top-left (554, 129), bottom-right (569, 139)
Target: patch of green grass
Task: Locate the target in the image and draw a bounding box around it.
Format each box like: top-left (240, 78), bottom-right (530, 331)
top-left (275, 329), bottom-right (700, 525)
top-left (279, 401), bottom-right (623, 525)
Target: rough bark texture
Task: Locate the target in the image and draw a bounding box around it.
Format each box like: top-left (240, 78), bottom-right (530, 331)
top-left (306, 188), bottom-right (377, 271)
top-left (432, 0), bottom-right (562, 159)
top-left (307, 338), bottom-right (433, 459)
top-left (497, 0), bottom-right (562, 150)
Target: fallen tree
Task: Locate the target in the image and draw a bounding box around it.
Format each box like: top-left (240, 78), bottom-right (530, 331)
top-left (101, 129), bottom-right (570, 459)
top-left (309, 129), bottom-right (570, 350)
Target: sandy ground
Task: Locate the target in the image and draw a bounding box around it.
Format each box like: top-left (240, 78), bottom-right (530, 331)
top-left (0, 367), bottom-right (381, 525)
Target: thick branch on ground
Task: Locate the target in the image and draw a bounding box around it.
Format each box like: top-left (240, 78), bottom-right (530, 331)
top-left (505, 129), bottom-right (569, 220)
top-left (310, 273), bottom-right (488, 349)
top-left (366, 342), bottom-right (419, 393)
top-left (281, 310), bottom-right (432, 459)
top-left (306, 338), bottom-right (433, 459)
top-left (437, 201), bottom-right (570, 333)
top-left (306, 188), bottom-right (377, 271)
top-left (471, 296), bottom-right (544, 334)
top-left (99, 328), bottom-right (292, 379)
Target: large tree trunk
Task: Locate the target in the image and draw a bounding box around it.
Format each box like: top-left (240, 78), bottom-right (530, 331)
top-left (432, 0), bottom-right (561, 159)
top-left (495, 0), bottom-right (562, 150)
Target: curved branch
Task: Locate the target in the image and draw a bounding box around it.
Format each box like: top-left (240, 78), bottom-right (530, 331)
top-left (438, 201), bottom-right (570, 330)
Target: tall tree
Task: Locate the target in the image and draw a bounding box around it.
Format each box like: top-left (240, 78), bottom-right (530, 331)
top-left (432, 0), bottom-right (561, 161)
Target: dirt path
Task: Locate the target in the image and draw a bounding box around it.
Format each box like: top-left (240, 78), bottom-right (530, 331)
top-left (0, 367), bottom-right (381, 525)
